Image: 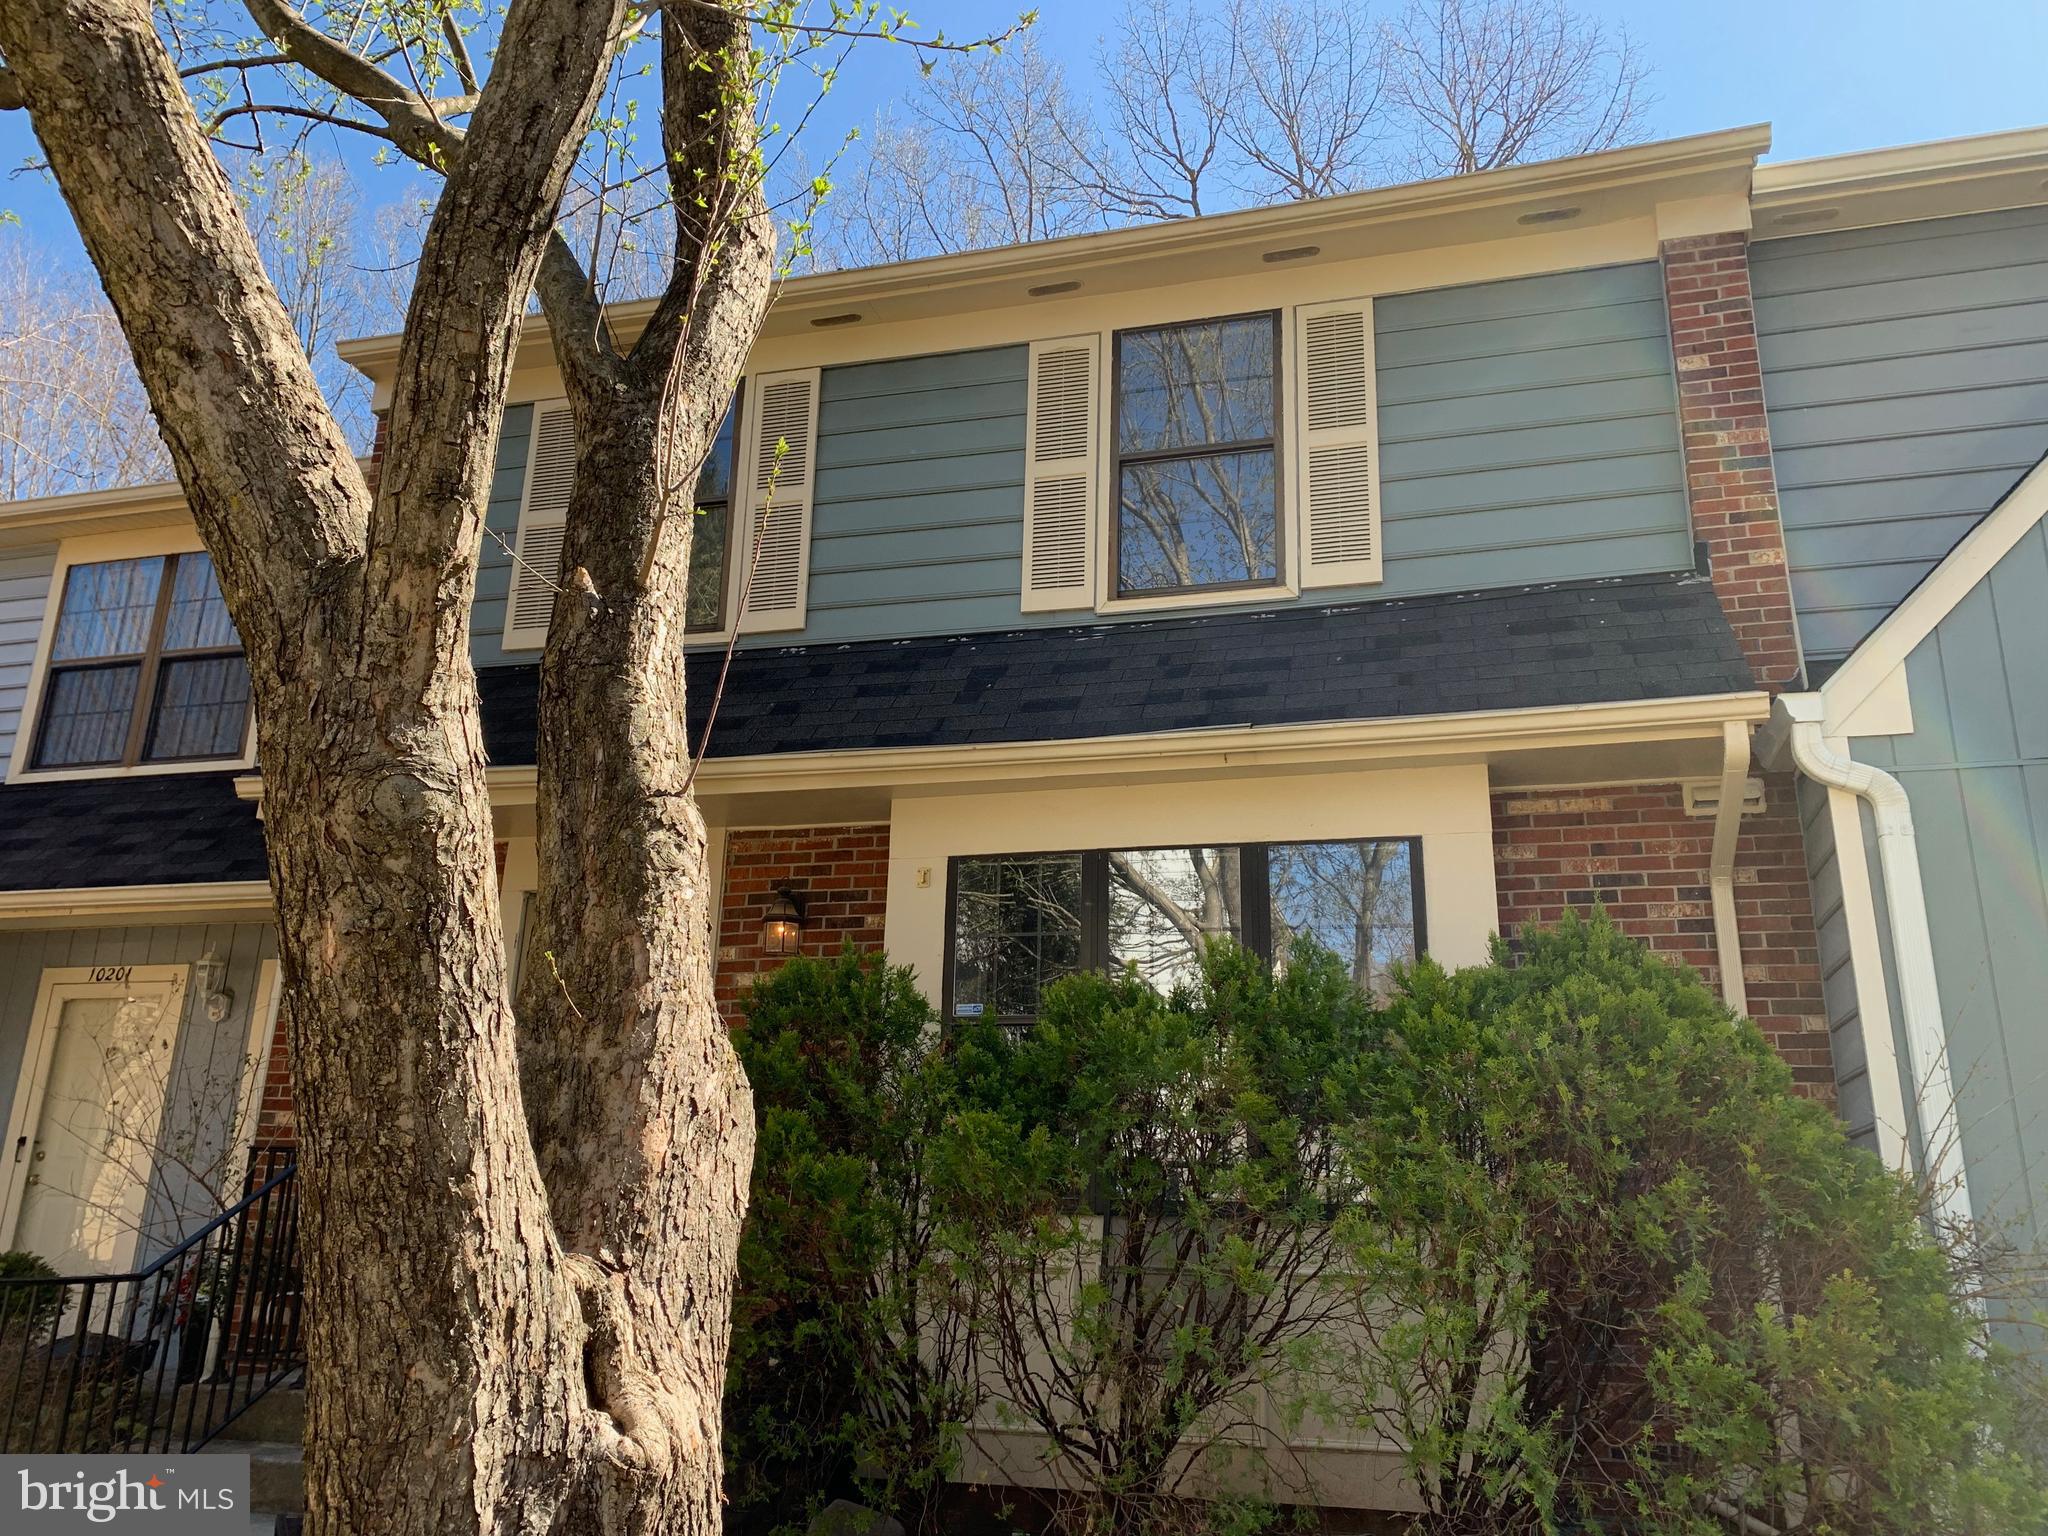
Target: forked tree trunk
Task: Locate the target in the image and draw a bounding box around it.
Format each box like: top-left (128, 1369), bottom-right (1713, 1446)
top-left (0, 0), bottom-right (768, 1531)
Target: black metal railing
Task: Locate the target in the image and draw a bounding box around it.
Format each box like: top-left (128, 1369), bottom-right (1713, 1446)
top-left (0, 1147), bottom-right (302, 1454)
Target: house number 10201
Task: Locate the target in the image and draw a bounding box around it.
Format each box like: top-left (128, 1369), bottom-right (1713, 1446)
top-left (89, 965), bottom-right (133, 984)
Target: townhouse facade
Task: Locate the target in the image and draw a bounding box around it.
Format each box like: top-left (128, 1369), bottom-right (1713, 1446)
top-left (0, 120), bottom-right (2044, 1487)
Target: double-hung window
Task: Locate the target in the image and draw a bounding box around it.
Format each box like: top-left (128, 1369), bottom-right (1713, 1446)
top-left (1023, 300), bottom-right (1381, 613)
top-left (29, 552), bottom-right (250, 771)
top-left (505, 394), bottom-right (744, 648)
top-left (686, 398), bottom-right (740, 633)
top-left (946, 837), bottom-right (1422, 1029)
top-left (1112, 313), bottom-right (1283, 597)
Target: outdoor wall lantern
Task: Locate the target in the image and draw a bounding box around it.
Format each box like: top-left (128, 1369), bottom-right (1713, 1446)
top-left (194, 949), bottom-right (236, 1024)
top-left (761, 887), bottom-right (807, 955)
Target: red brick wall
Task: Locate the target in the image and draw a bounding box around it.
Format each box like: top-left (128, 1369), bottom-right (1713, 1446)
top-left (251, 996), bottom-right (295, 1150)
top-left (716, 824), bottom-right (890, 1021)
top-left (365, 410), bottom-right (387, 496)
top-left (1492, 777), bottom-right (1832, 1097)
top-left (1661, 232), bottom-right (1805, 691)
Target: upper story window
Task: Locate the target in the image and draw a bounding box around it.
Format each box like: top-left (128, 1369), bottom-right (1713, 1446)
top-left (945, 836), bottom-right (1422, 1029)
top-left (32, 552), bottom-right (249, 770)
top-left (504, 392), bottom-right (761, 650)
top-left (686, 398), bottom-right (739, 632)
top-left (1113, 314), bottom-right (1282, 596)
top-left (1023, 301), bottom-right (1381, 616)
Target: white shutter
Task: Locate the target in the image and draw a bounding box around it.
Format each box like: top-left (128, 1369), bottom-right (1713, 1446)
top-left (503, 399), bottom-right (577, 650)
top-left (1021, 335), bottom-right (1100, 613)
top-left (1293, 300), bottom-right (1383, 588)
top-left (737, 368), bottom-right (819, 634)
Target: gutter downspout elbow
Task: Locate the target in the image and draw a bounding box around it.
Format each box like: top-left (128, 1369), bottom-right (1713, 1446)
top-left (1778, 695), bottom-right (1973, 1233)
top-left (1709, 720), bottom-right (1750, 1020)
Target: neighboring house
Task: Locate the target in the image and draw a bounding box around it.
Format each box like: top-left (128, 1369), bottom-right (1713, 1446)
top-left (1743, 146), bottom-right (2048, 1258)
top-left (1, 119), bottom-right (2045, 1491)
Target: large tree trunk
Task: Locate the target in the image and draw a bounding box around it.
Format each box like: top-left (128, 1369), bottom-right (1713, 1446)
top-left (514, 395), bottom-right (753, 1536)
top-left (515, 12), bottom-right (775, 1531)
top-left (0, 0), bottom-right (766, 1530)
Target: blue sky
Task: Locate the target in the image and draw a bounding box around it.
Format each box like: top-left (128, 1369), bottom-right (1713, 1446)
top-left (2, 0), bottom-right (2043, 262)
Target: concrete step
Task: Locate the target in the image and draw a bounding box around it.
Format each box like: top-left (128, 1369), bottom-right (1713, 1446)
top-left (211, 1385), bottom-right (305, 1446)
top-left (197, 1437), bottom-right (304, 1516)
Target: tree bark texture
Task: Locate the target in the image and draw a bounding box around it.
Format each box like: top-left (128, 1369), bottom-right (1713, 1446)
top-left (516, 10), bottom-right (773, 1530)
top-left (0, 0), bottom-right (765, 1531)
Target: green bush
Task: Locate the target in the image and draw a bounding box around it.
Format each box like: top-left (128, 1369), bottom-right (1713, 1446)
top-left (726, 947), bottom-right (980, 1536)
top-left (0, 1249), bottom-right (63, 1337)
top-left (1322, 910), bottom-right (2048, 1536)
top-left (0, 1248), bottom-right (145, 1454)
top-left (725, 919), bottom-right (2045, 1536)
top-left (937, 940), bottom-right (1376, 1536)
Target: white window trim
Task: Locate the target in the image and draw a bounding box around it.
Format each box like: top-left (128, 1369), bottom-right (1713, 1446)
top-left (1091, 309), bottom-right (1311, 616)
top-left (6, 527), bottom-right (258, 785)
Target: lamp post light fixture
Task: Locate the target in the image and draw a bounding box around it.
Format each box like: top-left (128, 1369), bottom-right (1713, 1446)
top-left (761, 887), bottom-right (806, 956)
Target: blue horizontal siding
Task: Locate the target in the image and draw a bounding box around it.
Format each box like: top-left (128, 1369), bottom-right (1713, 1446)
top-left (467, 261), bottom-right (1693, 661)
top-left (1375, 260), bottom-right (1692, 596)
top-left (800, 346), bottom-right (1030, 643)
top-left (802, 263), bottom-right (1694, 642)
top-left (1753, 205), bottom-right (2048, 661)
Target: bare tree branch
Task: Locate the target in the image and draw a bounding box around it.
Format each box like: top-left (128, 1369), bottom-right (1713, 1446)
top-left (1223, 0), bottom-right (1389, 199)
top-left (1384, 0), bottom-right (1652, 177)
top-left (0, 236), bottom-right (169, 497)
top-left (821, 0), bottom-right (1652, 260)
top-left (1077, 0), bottom-right (1234, 220)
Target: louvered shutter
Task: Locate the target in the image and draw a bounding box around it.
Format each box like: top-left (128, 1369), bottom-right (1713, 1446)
top-left (1293, 300), bottom-right (1383, 588)
top-left (1021, 335), bottom-right (1100, 613)
top-left (737, 368), bottom-right (818, 634)
top-left (503, 400), bottom-right (578, 650)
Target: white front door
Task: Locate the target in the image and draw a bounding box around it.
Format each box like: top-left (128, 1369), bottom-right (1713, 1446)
top-left (1, 965), bottom-right (187, 1275)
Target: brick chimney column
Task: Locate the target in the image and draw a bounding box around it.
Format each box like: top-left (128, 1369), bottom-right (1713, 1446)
top-left (1660, 232), bottom-right (1805, 690)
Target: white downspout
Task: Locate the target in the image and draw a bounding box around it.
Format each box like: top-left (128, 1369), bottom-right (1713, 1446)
top-left (1708, 719), bottom-right (1750, 1020)
top-left (1778, 694), bottom-right (1974, 1234)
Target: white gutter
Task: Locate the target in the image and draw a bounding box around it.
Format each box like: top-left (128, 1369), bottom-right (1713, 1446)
top-left (1708, 720), bottom-right (1750, 1018)
top-left (0, 880), bottom-right (272, 922)
top-left (1776, 694), bottom-right (1973, 1233)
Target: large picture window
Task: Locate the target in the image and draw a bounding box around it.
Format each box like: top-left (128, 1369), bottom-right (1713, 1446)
top-left (946, 838), bottom-right (1421, 1026)
top-left (1113, 314), bottom-right (1282, 596)
top-left (30, 552), bottom-right (249, 771)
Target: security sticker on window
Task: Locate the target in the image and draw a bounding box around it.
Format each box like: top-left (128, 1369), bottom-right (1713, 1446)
top-left (4, 1454), bottom-right (248, 1532)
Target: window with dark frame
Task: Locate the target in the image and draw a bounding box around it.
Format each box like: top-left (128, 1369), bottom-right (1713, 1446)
top-left (1113, 313), bottom-right (1283, 597)
top-left (31, 552), bottom-right (251, 771)
top-left (686, 396), bottom-right (741, 633)
top-left (945, 838), bottom-right (1423, 1028)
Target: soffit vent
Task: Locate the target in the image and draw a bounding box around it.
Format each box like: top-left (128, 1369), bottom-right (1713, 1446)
top-left (1681, 777), bottom-right (1767, 818)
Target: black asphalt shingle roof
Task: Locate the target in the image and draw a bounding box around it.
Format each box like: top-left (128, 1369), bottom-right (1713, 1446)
top-left (1, 571), bottom-right (1754, 893)
top-left (0, 771), bottom-right (266, 892)
top-left (483, 569), bottom-right (1754, 764)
